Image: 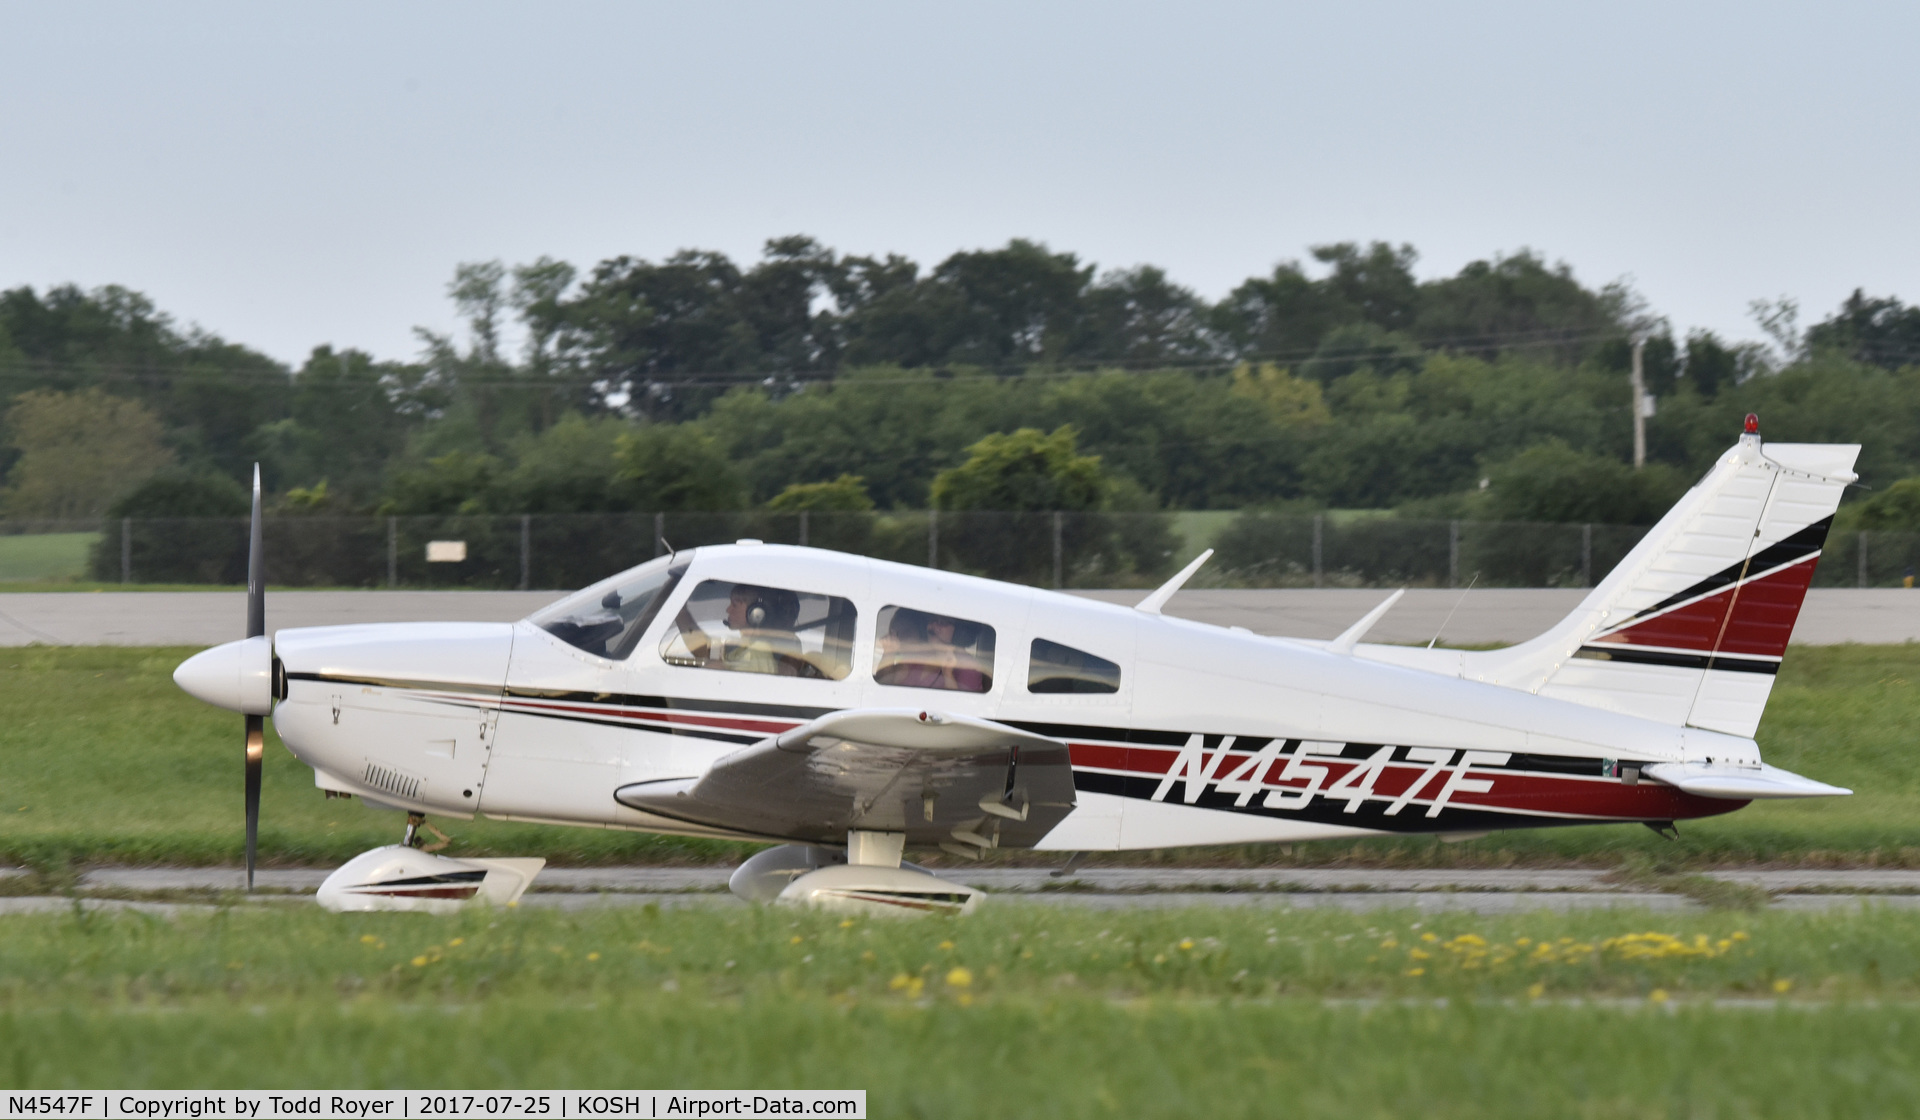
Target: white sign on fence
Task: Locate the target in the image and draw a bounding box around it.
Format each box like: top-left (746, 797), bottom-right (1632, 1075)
top-left (425, 540), bottom-right (468, 563)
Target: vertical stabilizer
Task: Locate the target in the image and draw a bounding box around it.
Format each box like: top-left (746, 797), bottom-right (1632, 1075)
top-left (1456, 424), bottom-right (1858, 738)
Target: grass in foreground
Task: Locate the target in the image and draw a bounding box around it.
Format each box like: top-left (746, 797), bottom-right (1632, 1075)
top-left (2, 904), bottom-right (1918, 1115)
top-left (0, 644), bottom-right (1917, 867)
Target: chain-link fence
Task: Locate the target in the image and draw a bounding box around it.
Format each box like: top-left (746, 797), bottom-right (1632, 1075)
top-left (2, 512), bottom-right (1917, 590)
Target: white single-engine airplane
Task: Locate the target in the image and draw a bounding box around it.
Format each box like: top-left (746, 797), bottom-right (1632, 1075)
top-left (175, 417), bottom-right (1856, 915)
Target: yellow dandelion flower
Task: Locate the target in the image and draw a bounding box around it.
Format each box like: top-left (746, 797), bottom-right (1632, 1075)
top-left (1405, 967), bottom-right (1425, 977)
top-left (888, 973), bottom-right (912, 991)
top-left (587, 952), bottom-right (600, 962)
top-left (1731, 931), bottom-right (1749, 941)
top-left (449, 938), bottom-right (464, 947)
top-left (1420, 932), bottom-right (1438, 943)
top-left (1649, 989), bottom-right (1669, 1003)
top-left (411, 955), bottom-right (429, 968)
top-left (1408, 948), bottom-right (1430, 961)
top-left (1379, 938), bottom-right (1399, 949)
top-left (1154, 954), bottom-right (1168, 964)
top-left (789, 936), bottom-right (804, 945)
top-left (907, 977), bottom-right (925, 998)
top-left (957, 992), bottom-right (974, 1007)
top-left (839, 919), bottom-right (855, 929)
top-left (359, 934), bottom-right (379, 945)
top-left (1515, 937), bottom-right (1531, 947)
top-left (1773, 978), bottom-right (1792, 993)
top-left (1179, 939), bottom-right (1195, 951)
top-left (946, 966), bottom-right (973, 988)
top-left (1527, 982), bottom-right (1545, 1000)
top-left (939, 940), bottom-right (955, 951)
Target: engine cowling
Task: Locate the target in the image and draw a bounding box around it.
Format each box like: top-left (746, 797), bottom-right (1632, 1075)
top-left (776, 863), bottom-right (981, 917)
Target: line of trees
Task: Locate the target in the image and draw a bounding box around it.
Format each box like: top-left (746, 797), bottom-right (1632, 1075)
top-left (5, 237), bottom-right (1920, 548)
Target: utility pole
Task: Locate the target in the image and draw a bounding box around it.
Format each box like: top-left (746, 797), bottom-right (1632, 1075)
top-left (1629, 337), bottom-right (1648, 470)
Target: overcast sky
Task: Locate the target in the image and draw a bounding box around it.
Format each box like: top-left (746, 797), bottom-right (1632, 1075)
top-left (3, 1), bottom-right (1916, 366)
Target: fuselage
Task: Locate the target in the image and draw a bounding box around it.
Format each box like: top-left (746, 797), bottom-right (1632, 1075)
top-left (269, 543), bottom-right (1751, 851)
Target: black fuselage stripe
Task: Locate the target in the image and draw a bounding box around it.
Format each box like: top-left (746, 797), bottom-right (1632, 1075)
top-left (289, 682), bottom-right (1687, 792)
top-left (1575, 646), bottom-right (1782, 675)
top-left (286, 672), bottom-right (833, 722)
top-left (1625, 515), bottom-right (1831, 622)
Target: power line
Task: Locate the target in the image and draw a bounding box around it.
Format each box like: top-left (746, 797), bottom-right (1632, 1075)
top-left (0, 325), bottom-right (1644, 392)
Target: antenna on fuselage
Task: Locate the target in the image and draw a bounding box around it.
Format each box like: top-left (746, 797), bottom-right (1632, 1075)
top-left (1427, 574), bottom-right (1478, 649)
top-left (1327, 588), bottom-right (1403, 655)
top-left (1135, 549), bottom-right (1213, 615)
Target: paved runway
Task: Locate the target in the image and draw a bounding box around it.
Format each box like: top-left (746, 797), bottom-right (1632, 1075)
top-left (4, 587), bottom-right (1919, 647)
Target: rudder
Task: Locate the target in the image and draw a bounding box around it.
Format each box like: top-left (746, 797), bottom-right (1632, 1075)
top-left (1459, 424), bottom-right (1858, 738)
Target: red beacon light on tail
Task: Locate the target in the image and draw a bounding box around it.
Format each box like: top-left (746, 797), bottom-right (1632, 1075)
top-left (1744, 413), bottom-right (1760, 435)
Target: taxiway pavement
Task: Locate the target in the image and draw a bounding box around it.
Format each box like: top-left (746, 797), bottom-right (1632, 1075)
top-left (10, 866), bottom-right (1915, 914)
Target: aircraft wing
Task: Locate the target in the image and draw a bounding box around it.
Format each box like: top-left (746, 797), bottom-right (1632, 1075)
top-left (614, 708), bottom-right (1076, 851)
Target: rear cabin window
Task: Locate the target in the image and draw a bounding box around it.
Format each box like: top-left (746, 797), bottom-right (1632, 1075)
top-left (658, 580), bottom-right (856, 680)
top-left (873, 606), bottom-right (996, 693)
top-left (1027, 638), bottom-right (1122, 694)
top-left (530, 557), bottom-right (688, 660)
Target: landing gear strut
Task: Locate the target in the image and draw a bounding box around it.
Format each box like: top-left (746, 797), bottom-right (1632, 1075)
top-left (403, 812), bottom-right (450, 852)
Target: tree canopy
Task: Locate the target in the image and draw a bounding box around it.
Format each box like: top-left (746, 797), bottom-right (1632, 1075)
top-left (4, 238), bottom-right (1919, 527)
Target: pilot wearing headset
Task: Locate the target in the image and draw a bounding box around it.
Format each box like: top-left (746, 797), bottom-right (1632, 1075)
top-left (664, 583), bottom-right (804, 675)
top-left (722, 584), bottom-right (806, 676)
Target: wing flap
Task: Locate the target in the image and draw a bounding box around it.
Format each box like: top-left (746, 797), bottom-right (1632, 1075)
top-left (615, 708), bottom-right (1076, 849)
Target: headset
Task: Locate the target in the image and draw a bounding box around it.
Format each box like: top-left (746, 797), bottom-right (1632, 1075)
top-left (737, 586), bottom-right (799, 630)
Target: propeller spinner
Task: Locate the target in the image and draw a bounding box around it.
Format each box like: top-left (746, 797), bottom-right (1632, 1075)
top-left (172, 464), bottom-right (274, 890)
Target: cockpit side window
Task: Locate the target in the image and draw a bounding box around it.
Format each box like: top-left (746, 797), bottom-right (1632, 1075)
top-left (530, 557), bottom-right (688, 660)
top-left (873, 606), bottom-right (996, 693)
top-left (659, 580), bottom-right (857, 680)
top-left (1027, 638), bottom-right (1121, 694)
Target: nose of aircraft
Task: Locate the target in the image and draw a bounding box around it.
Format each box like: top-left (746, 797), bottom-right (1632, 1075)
top-left (174, 635), bottom-right (275, 715)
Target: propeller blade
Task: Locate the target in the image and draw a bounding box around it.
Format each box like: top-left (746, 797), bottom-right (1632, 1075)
top-left (245, 713), bottom-right (263, 891)
top-left (245, 463), bottom-right (265, 891)
top-left (246, 464), bottom-right (264, 640)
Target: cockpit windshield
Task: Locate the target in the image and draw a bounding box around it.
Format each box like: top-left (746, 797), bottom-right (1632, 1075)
top-left (528, 555), bottom-right (688, 660)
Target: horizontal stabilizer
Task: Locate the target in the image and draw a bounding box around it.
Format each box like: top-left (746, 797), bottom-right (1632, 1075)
top-left (1643, 761), bottom-right (1851, 800)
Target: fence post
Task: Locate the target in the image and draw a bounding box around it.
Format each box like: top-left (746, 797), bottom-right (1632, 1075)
top-left (1859, 531), bottom-right (1869, 588)
top-left (1052, 511), bottom-right (1064, 589)
top-left (386, 517), bottom-right (397, 587)
top-left (928, 510), bottom-right (939, 569)
top-left (1448, 520), bottom-right (1460, 589)
top-left (1312, 513), bottom-right (1323, 589)
top-left (799, 510), bottom-right (809, 548)
top-left (121, 517), bottom-right (131, 584)
top-left (1582, 523), bottom-right (1593, 588)
top-left (519, 514), bottom-right (531, 591)
top-left (654, 512), bottom-right (665, 557)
